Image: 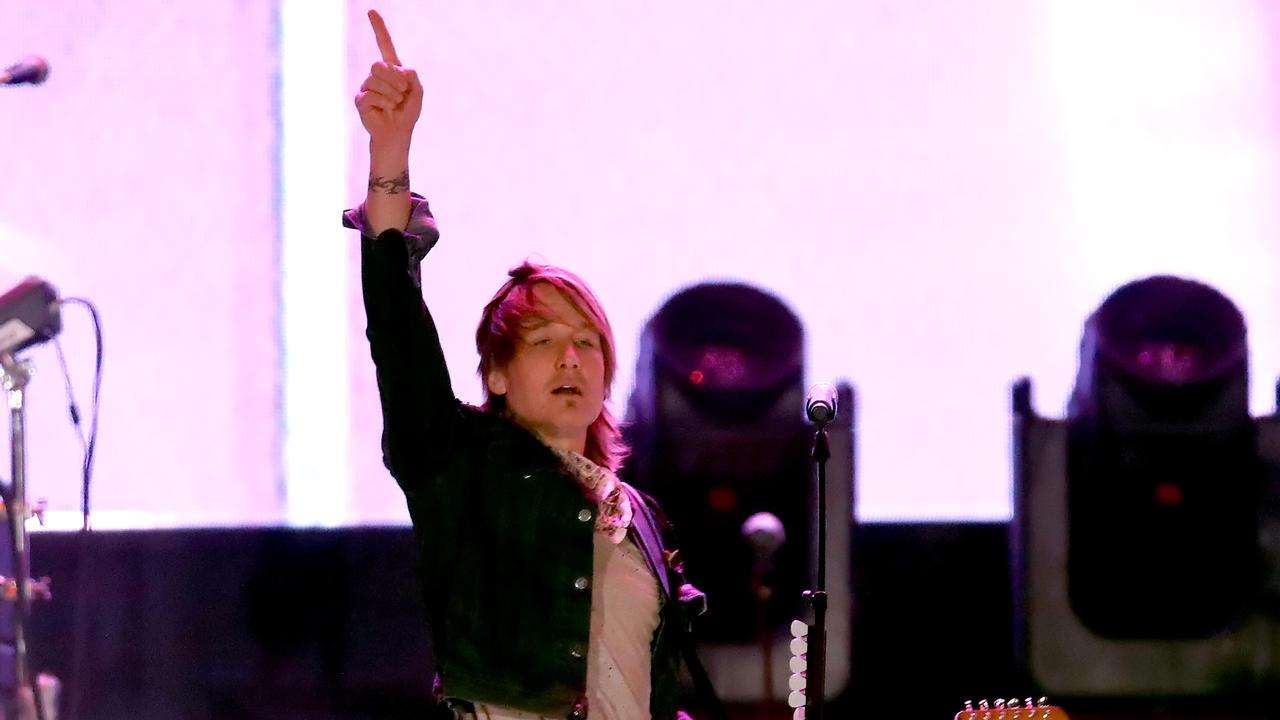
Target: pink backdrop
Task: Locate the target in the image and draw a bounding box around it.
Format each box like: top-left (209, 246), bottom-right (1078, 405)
top-left (1, 2), bottom-right (280, 527)
top-left (2, 1), bottom-right (1277, 527)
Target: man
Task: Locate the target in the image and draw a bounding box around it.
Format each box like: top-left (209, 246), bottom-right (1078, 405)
top-left (345, 11), bottom-right (716, 719)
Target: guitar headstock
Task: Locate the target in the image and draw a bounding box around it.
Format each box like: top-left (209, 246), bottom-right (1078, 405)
top-left (955, 698), bottom-right (1068, 719)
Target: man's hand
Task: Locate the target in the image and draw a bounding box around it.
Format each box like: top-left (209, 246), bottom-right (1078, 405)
top-left (358, 10), bottom-right (419, 233)
top-left (355, 10), bottom-right (423, 149)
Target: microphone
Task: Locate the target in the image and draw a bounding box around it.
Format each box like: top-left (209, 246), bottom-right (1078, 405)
top-left (741, 511), bottom-right (786, 561)
top-left (0, 278), bottom-right (61, 355)
top-left (805, 382), bottom-right (838, 425)
top-left (1, 56), bottom-right (50, 86)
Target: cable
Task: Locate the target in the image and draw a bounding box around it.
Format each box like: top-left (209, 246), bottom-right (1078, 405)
top-left (52, 339), bottom-right (87, 460)
top-left (52, 298), bottom-right (102, 720)
top-left (57, 299), bottom-right (102, 531)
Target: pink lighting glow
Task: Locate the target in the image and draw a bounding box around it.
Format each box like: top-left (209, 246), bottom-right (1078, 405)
top-left (0, 1), bottom-right (1276, 527)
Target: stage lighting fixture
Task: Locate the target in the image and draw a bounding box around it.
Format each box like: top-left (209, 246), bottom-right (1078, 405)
top-left (1013, 275), bottom-right (1280, 697)
top-left (623, 282), bottom-right (853, 702)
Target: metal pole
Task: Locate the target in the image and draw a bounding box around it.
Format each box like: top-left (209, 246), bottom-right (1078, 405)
top-left (1, 354), bottom-right (34, 703)
top-left (804, 427), bottom-right (830, 720)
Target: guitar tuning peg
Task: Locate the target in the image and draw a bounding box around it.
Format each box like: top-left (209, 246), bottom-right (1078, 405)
top-left (788, 671), bottom-right (806, 693)
top-left (790, 636), bottom-right (808, 657)
top-left (994, 698), bottom-right (1005, 709)
top-left (1037, 697), bottom-right (1048, 707)
top-left (1025, 698), bottom-right (1033, 710)
top-left (979, 699), bottom-right (990, 710)
top-left (787, 689), bottom-right (806, 709)
top-left (787, 620), bottom-right (808, 705)
top-left (1007, 698), bottom-right (1020, 709)
top-left (964, 700), bottom-right (975, 711)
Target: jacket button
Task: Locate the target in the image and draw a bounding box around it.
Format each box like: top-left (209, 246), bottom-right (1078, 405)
top-left (577, 508), bottom-right (593, 522)
top-left (569, 644), bottom-right (585, 659)
top-left (573, 576), bottom-right (589, 590)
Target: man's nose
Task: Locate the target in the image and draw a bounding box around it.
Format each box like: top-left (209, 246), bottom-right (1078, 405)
top-left (558, 342), bottom-right (580, 369)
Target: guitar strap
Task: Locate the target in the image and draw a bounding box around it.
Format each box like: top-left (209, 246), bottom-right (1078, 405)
top-left (676, 631), bottom-right (728, 720)
top-left (623, 484), bottom-right (727, 720)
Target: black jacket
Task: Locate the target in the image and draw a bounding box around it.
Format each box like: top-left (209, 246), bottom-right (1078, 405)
top-left (350, 200), bottom-right (696, 719)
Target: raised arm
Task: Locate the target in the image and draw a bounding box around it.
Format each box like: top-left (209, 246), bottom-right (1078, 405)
top-left (349, 11), bottom-right (458, 487)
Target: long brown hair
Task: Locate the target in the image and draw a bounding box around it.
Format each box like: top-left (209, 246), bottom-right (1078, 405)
top-left (475, 260), bottom-right (629, 471)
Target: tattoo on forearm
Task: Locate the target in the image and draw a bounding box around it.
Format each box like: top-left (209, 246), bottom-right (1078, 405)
top-left (368, 170), bottom-right (410, 195)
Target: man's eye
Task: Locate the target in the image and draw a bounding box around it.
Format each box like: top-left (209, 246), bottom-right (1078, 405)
top-left (532, 337), bottom-right (551, 345)
top-left (575, 338), bottom-right (597, 348)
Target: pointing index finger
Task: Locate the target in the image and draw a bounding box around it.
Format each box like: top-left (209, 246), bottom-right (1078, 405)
top-left (368, 10), bottom-right (401, 66)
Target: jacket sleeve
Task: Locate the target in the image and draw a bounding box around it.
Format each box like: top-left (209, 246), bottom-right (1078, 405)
top-left (345, 194), bottom-right (461, 494)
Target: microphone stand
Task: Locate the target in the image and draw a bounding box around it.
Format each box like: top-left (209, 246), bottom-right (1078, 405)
top-left (0, 353), bottom-right (40, 720)
top-left (803, 423), bottom-right (829, 720)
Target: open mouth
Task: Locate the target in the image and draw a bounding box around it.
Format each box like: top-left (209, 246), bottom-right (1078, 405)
top-left (552, 385), bottom-right (582, 396)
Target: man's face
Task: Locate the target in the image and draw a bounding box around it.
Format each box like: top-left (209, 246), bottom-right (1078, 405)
top-left (486, 284), bottom-right (607, 450)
